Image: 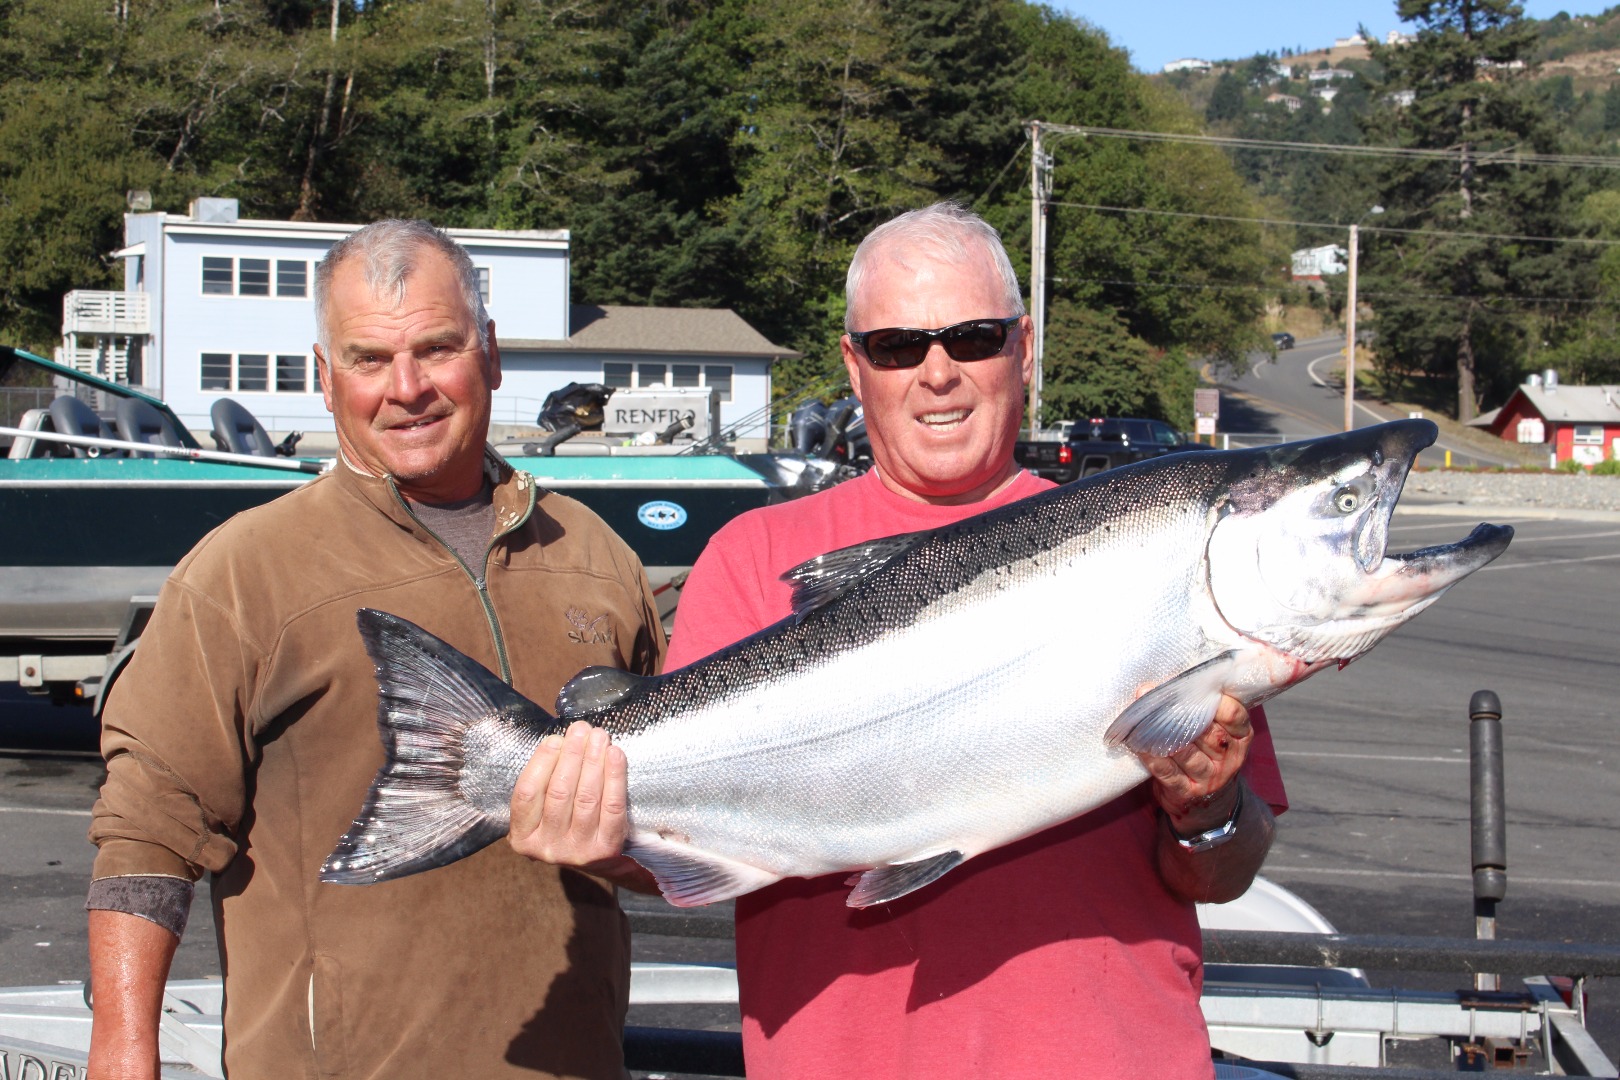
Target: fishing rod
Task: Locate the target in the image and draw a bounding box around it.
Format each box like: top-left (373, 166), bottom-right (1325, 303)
top-left (0, 426), bottom-right (329, 474)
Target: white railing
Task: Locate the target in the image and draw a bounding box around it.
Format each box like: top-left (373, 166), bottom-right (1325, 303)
top-left (62, 290), bottom-right (150, 335)
top-left (56, 342), bottom-right (133, 384)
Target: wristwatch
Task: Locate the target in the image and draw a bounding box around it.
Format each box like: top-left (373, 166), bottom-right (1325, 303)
top-left (1173, 785), bottom-right (1243, 853)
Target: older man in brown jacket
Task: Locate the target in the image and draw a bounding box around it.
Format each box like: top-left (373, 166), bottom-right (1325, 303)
top-left (86, 219), bottom-right (665, 1079)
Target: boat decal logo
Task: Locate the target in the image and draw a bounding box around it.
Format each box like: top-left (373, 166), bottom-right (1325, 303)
top-left (565, 608), bottom-right (615, 646)
top-left (637, 500), bottom-right (688, 531)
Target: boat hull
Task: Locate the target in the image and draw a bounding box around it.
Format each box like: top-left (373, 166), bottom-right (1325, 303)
top-left (0, 453), bottom-right (790, 645)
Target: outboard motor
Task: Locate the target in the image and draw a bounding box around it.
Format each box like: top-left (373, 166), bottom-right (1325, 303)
top-left (537, 383), bottom-right (613, 433)
top-left (830, 396), bottom-right (870, 467)
top-left (789, 401), bottom-right (830, 456)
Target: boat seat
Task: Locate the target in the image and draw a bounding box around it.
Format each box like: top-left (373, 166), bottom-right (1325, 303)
top-left (6, 408), bottom-right (53, 459)
top-left (114, 396), bottom-right (186, 453)
top-left (48, 395), bottom-right (119, 458)
top-left (209, 398), bottom-right (278, 457)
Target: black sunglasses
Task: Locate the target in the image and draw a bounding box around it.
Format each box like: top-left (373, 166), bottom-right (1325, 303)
top-left (848, 316), bottom-right (1021, 369)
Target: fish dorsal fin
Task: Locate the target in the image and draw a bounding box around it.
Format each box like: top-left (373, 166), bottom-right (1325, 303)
top-left (844, 850), bottom-right (964, 908)
top-left (556, 666), bottom-right (645, 718)
top-left (782, 533), bottom-right (924, 618)
top-left (1104, 651), bottom-right (1239, 758)
top-left (624, 834), bottom-right (781, 907)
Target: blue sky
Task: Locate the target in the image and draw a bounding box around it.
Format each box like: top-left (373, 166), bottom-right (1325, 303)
top-left (1062, 1), bottom-right (1579, 73)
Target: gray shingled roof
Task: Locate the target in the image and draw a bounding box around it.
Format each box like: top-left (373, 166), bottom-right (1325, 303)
top-left (1489, 384), bottom-right (1620, 425)
top-left (503, 304), bottom-right (798, 358)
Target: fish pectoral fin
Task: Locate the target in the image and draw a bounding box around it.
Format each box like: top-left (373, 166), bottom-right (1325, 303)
top-left (844, 850), bottom-right (964, 909)
top-left (624, 835), bottom-right (781, 908)
top-left (781, 533), bottom-right (924, 618)
top-left (556, 666), bottom-right (645, 718)
top-left (1104, 651), bottom-right (1240, 758)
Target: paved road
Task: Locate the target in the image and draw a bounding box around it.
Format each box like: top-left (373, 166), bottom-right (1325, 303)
top-left (1218, 335), bottom-right (1525, 470)
top-left (4, 505), bottom-right (1616, 1070)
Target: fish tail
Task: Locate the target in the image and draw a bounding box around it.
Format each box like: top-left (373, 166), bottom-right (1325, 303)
top-left (321, 608), bottom-right (551, 885)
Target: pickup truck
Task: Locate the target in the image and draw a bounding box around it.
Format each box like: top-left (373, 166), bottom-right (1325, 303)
top-left (1014, 417), bottom-right (1212, 484)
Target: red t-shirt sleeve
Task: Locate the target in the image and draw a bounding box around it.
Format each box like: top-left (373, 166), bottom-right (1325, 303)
top-left (1242, 704), bottom-right (1289, 816)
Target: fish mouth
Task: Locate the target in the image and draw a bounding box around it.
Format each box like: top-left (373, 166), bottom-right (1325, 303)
top-left (1378, 522), bottom-right (1515, 600)
top-left (1274, 522), bottom-right (1513, 662)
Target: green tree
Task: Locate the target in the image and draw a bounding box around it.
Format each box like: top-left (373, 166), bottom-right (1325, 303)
top-left (1359, 0), bottom-right (1558, 421)
top-left (1205, 73), bottom-right (1245, 124)
top-left (1602, 84), bottom-right (1620, 132)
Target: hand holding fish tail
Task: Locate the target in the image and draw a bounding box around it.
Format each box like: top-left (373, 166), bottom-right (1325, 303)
top-left (509, 721), bottom-right (658, 893)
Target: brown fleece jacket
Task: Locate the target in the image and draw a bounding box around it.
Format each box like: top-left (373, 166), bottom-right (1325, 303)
top-left (90, 449), bottom-right (665, 1079)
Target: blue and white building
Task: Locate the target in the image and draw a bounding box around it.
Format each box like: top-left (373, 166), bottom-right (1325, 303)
top-left (64, 199), bottom-right (794, 449)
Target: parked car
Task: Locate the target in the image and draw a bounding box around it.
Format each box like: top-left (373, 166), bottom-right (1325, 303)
top-left (1271, 331), bottom-right (1296, 350)
top-left (1013, 417), bottom-right (1212, 484)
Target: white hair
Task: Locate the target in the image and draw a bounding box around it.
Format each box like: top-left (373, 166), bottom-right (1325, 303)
top-left (845, 202), bottom-right (1026, 330)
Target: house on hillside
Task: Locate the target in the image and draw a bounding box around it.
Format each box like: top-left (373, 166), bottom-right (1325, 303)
top-left (1266, 93), bottom-right (1303, 112)
top-left (59, 200), bottom-right (794, 450)
top-left (1162, 58), bottom-right (1211, 74)
top-left (1472, 373), bottom-right (1620, 467)
top-left (1291, 244), bottom-right (1346, 279)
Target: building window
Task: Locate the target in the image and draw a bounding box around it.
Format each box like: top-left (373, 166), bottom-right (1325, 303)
top-left (202, 256), bottom-right (310, 297)
top-left (237, 353), bottom-right (269, 391)
top-left (476, 267), bottom-right (491, 304)
top-left (599, 361), bottom-right (734, 402)
top-left (276, 354), bottom-right (308, 392)
top-left (201, 352), bottom-right (232, 390)
top-left (201, 351), bottom-right (312, 393)
top-left (705, 365), bottom-right (733, 402)
top-left (238, 259), bottom-right (271, 296)
top-left (276, 260), bottom-right (308, 297)
top-left (1573, 425), bottom-right (1603, 445)
top-left (202, 257), bottom-right (233, 295)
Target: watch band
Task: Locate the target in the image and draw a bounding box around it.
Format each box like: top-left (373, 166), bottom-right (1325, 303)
top-left (1173, 785), bottom-right (1243, 853)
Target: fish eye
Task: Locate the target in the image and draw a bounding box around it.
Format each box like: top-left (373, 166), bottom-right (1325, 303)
top-left (1333, 486), bottom-right (1360, 514)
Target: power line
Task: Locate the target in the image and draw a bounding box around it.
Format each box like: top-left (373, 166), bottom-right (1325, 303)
top-left (1047, 200), bottom-right (1620, 247)
top-left (1068, 275), bottom-right (1619, 309)
top-left (1040, 123), bottom-right (1620, 171)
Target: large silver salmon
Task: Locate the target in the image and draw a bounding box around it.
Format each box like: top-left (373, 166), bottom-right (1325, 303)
top-left (323, 419), bottom-right (1511, 907)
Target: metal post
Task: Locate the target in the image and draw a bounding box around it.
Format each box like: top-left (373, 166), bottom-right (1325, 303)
top-left (1028, 122), bottom-right (1049, 438)
top-left (1470, 689), bottom-right (1506, 993)
top-left (1343, 223), bottom-right (1358, 433)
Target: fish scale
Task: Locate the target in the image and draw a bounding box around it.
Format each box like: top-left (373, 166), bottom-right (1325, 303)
top-left (323, 420), bottom-right (1512, 909)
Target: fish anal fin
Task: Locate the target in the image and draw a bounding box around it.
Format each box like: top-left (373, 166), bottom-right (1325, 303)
top-left (624, 834), bottom-right (781, 908)
top-left (1104, 652), bottom-right (1239, 758)
top-left (845, 850), bottom-right (964, 909)
top-left (557, 666), bottom-right (645, 718)
top-left (782, 533), bottom-right (923, 618)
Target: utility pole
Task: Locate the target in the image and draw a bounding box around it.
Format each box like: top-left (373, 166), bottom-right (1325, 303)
top-left (1344, 222), bottom-right (1358, 433)
top-left (1028, 123), bottom-right (1053, 436)
top-left (1343, 205), bottom-right (1382, 432)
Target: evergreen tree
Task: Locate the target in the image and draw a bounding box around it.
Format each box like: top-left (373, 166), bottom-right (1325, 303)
top-left (1205, 73), bottom-right (1245, 124)
top-left (1359, 0), bottom-right (1561, 420)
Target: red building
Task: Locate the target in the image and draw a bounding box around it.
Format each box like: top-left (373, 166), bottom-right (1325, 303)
top-left (1472, 376), bottom-right (1620, 467)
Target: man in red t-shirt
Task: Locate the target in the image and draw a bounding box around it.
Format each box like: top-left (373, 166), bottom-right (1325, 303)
top-left (510, 202), bottom-right (1284, 1078)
